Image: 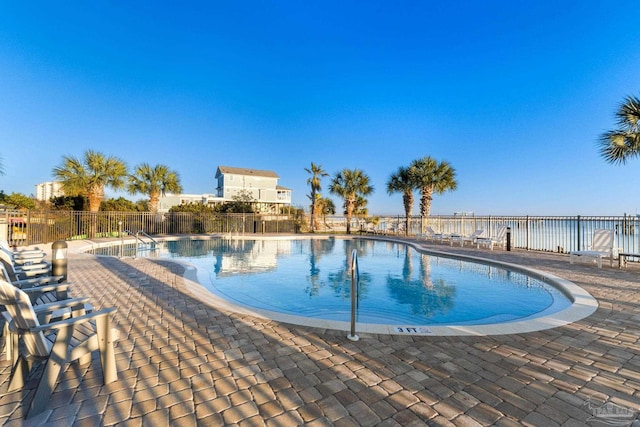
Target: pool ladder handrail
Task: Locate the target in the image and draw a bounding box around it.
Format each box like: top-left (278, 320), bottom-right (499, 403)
top-left (347, 249), bottom-right (360, 342)
top-left (136, 230), bottom-right (158, 246)
top-left (122, 230), bottom-right (158, 258)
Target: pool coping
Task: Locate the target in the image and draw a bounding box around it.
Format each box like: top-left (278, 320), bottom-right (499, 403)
top-left (75, 234), bottom-right (599, 337)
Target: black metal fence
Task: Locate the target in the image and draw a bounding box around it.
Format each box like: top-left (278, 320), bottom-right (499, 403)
top-left (1, 211), bottom-right (301, 246)
top-left (312, 214), bottom-right (640, 254)
top-left (3, 210), bottom-right (639, 257)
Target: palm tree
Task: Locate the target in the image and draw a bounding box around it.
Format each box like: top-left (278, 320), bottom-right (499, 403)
top-left (352, 195), bottom-right (369, 218)
top-left (128, 163), bottom-right (183, 212)
top-left (599, 95), bottom-right (640, 164)
top-left (329, 168), bottom-right (373, 234)
top-left (318, 197), bottom-right (335, 216)
top-left (386, 166), bottom-right (415, 236)
top-left (410, 156), bottom-right (457, 232)
top-left (305, 162), bottom-right (329, 232)
top-left (52, 150), bottom-right (128, 212)
top-left (316, 196), bottom-right (335, 231)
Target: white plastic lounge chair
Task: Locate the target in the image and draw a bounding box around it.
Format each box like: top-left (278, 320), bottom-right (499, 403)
top-left (451, 229), bottom-right (486, 247)
top-left (0, 263), bottom-right (66, 300)
top-left (0, 250), bottom-right (51, 281)
top-left (476, 225), bottom-right (508, 250)
top-left (569, 229), bottom-right (617, 268)
top-left (421, 226), bottom-right (449, 243)
top-left (0, 279), bottom-right (117, 418)
top-left (417, 227), bottom-right (437, 241)
top-left (465, 229), bottom-right (487, 246)
top-left (0, 259), bottom-right (51, 281)
top-left (449, 232), bottom-right (464, 246)
top-left (364, 223), bottom-right (379, 234)
top-left (0, 245), bottom-right (48, 268)
top-left (0, 241), bottom-right (46, 265)
top-left (0, 239), bottom-right (45, 255)
top-left (389, 223), bottom-right (406, 235)
top-left (434, 230), bottom-right (451, 244)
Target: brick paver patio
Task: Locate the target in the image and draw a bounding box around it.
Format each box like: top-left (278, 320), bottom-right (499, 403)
top-left (0, 237), bottom-right (639, 426)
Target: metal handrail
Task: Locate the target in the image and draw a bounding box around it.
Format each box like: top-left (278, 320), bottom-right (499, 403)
top-left (136, 230), bottom-right (158, 246)
top-left (347, 249), bottom-right (360, 342)
top-left (121, 229), bottom-right (157, 258)
top-left (121, 229), bottom-right (138, 258)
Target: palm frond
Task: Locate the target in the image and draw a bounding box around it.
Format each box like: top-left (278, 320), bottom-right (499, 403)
top-left (598, 131), bottom-right (640, 164)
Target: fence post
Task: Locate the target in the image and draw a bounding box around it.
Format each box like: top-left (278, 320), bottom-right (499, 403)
top-left (26, 210), bottom-right (32, 245)
top-left (0, 217), bottom-right (7, 243)
top-left (577, 215), bottom-right (581, 251)
top-left (506, 227), bottom-right (511, 251)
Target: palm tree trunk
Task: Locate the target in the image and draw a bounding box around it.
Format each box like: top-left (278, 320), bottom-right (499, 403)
top-left (345, 199), bottom-right (354, 234)
top-left (310, 196), bottom-right (318, 233)
top-left (149, 192), bottom-right (160, 213)
top-left (403, 191), bottom-right (413, 236)
top-left (87, 185), bottom-right (104, 239)
top-left (87, 186), bottom-right (104, 213)
top-left (419, 186), bottom-right (433, 218)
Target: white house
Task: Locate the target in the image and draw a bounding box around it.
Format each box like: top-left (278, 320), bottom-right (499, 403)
top-left (158, 166), bottom-right (292, 213)
top-left (215, 166), bottom-right (291, 204)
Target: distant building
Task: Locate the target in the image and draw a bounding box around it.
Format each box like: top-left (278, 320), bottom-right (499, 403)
top-left (158, 166), bottom-right (292, 213)
top-left (35, 181), bottom-right (64, 201)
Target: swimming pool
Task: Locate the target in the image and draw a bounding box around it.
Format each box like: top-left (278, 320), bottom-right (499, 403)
top-left (89, 236), bottom-right (597, 335)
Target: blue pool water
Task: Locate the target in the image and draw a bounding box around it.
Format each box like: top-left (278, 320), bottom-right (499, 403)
top-left (112, 237), bottom-right (572, 326)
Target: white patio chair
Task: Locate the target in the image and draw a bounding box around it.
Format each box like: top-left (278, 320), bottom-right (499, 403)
top-left (449, 232), bottom-right (464, 246)
top-left (1, 262), bottom-right (94, 362)
top-left (0, 240), bottom-right (46, 265)
top-left (476, 225), bottom-right (508, 250)
top-left (432, 228), bottom-right (451, 244)
top-left (451, 229), bottom-right (486, 247)
top-left (0, 279), bottom-right (117, 418)
top-left (0, 249), bottom-right (51, 280)
top-left (569, 229), bottom-right (617, 268)
top-left (0, 262), bottom-right (63, 290)
top-left (416, 226), bottom-right (435, 241)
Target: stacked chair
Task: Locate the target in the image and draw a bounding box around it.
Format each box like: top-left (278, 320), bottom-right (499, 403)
top-left (0, 242), bottom-right (119, 419)
top-left (0, 242), bottom-right (51, 280)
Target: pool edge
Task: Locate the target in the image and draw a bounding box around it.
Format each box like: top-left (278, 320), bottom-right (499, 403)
top-left (73, 234), bottom-right (599, 337)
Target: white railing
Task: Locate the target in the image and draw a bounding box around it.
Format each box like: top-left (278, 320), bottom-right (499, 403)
top-left (315, 214), bottom-right (640, 256)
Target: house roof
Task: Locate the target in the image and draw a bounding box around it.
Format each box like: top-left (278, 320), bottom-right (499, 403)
top-left (216, 166), bottom-right (279, 179)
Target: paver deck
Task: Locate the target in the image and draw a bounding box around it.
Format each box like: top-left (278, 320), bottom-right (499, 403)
top-left (1, 237), bottom-right (639, 426)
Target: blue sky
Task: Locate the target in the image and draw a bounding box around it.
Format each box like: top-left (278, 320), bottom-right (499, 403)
top-left (1, 1), bottom-right (639, 216)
